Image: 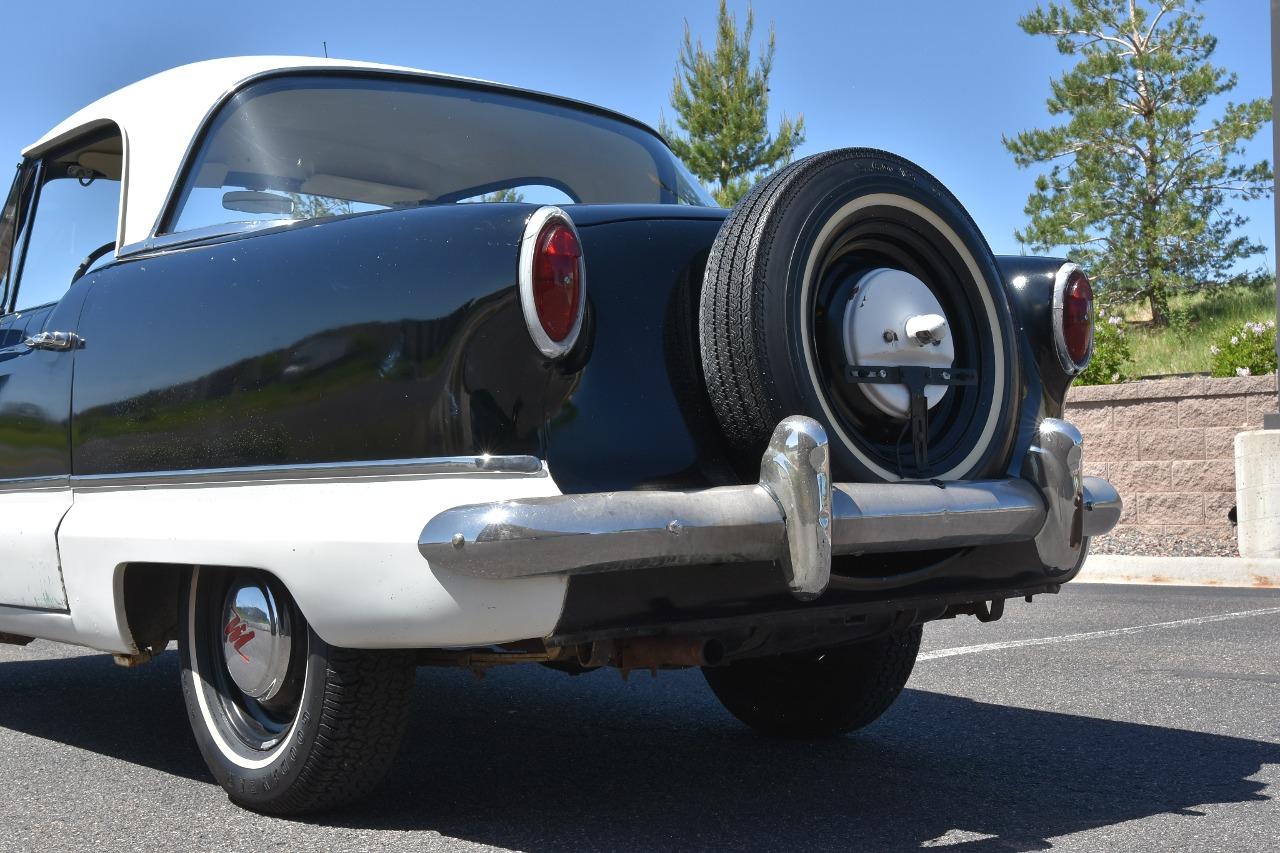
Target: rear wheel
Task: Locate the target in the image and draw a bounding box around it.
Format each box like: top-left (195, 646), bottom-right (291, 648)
top-left (179, 567), bottom-right (414, 814)
top-left (702, 625), bottom-right (922, 738)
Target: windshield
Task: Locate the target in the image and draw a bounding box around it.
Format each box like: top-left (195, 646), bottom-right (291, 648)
top-left (166, 74), bottom-right (713, 235)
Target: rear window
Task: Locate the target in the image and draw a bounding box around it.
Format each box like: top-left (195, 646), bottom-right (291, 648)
top-left (166, 74), bottom-right (711, 235)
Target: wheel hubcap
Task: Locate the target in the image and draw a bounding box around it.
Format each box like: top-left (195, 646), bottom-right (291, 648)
top-left (221, 580), bottom-right (292, 701)
top-left (841, 267), bottom-right (955, 419)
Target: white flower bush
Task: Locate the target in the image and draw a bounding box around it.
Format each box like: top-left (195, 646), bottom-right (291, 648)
top-left (1209, 319), bottom-right (1277, 378)
top-left (1076, 305), bottom-right (1133, 386)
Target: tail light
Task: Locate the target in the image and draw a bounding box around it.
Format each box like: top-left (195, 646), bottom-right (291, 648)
top-left (519, 207), bottom-right (586, 358)
top-left (1053, 263), bottom-right (1093, 373)
top-left (533, 223), bottom-right (582, 341)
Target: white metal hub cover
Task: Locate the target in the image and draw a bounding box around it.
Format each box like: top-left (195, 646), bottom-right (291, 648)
top-left (841, 267), bottom-right (955, 419)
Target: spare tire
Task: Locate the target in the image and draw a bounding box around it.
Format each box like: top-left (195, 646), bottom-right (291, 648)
top-left (699, 148), bottom-right (1018, 483)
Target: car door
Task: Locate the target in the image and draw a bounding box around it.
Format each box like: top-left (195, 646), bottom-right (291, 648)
top-left (0, 132), bottom-right (120, 610)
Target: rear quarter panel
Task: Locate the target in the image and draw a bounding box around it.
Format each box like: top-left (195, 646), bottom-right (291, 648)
top-left (71, 204), bottom-right (553, 473)
top-left (543, 211), bottom-right (733, 493)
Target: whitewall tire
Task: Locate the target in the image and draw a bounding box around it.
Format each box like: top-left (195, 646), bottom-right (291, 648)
top-left (179, 567), bottom-right (415, 814)
top-left (699, 148), bottom-right (1019, 483)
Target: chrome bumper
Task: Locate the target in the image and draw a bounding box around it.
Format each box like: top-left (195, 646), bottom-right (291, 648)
top-left (418, 417), bottom-right (1121, 600)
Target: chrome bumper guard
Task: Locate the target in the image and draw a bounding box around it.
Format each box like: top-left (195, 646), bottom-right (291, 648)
top-left (418, 417), bottom-right (1121, 600)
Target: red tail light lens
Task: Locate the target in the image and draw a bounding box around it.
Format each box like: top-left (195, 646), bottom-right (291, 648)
top-left (532, 223), bottom-right (582, 343)
top-left (519, 207), bottom-right (586, 358)
top-left (1062, 268), bottom-right (1093, 366)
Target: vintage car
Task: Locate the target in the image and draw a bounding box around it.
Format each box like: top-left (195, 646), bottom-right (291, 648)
top-left (0, 56), bottom-right (1119, 813)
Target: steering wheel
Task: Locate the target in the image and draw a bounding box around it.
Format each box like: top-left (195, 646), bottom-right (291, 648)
top-left (71, 240), bottom-right (117, 284)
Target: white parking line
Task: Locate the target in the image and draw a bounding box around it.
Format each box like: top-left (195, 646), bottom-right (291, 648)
top-left (918, 607), bottom-right (1280, 661)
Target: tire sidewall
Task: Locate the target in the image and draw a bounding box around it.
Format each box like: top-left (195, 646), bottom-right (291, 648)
top-left (744, 150), bottom-right (1018, 482)
top-left (179, 568), bottom-right (326, 809)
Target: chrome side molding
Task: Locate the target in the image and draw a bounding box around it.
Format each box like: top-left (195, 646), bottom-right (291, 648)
top-left (69, 454), bottom-right (544, 491)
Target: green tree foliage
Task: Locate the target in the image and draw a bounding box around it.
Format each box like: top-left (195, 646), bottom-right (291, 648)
top-left (1005, 0), bottom-right (1272, 325)
top-left (659, 0), bottom-right (805, 207)
top-left (289, 193), bottom-right (353, 219)
top-left (475, 188), bottom-right (525, 203)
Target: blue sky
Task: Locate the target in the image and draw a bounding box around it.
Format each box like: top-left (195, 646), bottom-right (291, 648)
top-left (0, 0), bottom-right (1272, 266)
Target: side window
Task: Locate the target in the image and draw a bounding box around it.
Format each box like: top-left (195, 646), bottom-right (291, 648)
top-left (12, 131), bottom-right (123, 312)
top-left (0, 164), bottom-right (35, 309)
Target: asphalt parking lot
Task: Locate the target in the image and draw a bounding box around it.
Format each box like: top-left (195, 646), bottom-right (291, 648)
top-left (1, 583), bottom-right (1277, 852)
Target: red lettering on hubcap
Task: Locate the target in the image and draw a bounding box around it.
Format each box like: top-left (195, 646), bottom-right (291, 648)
top-left (224, 613), bottom-right (256, 661)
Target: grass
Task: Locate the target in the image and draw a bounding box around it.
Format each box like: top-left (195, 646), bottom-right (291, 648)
top-left (1113, 284), bottom-right (1277, 377)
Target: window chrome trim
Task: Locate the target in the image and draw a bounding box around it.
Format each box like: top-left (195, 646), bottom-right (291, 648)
top-left (517, 206), bottom-right (586, 359)
top-left (1052, 262), bottom-right (1093, 375)
top-left (15, 124), bottom-right (128, 291)
top-left (0, 456), bottom-right (544, 493)
top-left (6, 158), bottom-right (44, 313)
top-left (0, 160), bottom-right (38, 312)
top-left (118, 218), bottom-right (307, 258)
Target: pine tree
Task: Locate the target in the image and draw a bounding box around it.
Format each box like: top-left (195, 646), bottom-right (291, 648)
top-left (289, 192), bottom-right (353, 219)
top-left (477, 188), bottom-right (525, 204)
top-left (660, 0), bottom-right (805, 207)
top-left (1005, 0), bottom-right (1272, 325)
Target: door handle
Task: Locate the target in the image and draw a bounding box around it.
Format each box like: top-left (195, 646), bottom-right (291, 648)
top-left (24, 331), bottom-right (85, 351)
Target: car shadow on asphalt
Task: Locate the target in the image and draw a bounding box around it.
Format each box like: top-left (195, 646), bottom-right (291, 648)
top-left (0, 650), bottom-right (1274, 851)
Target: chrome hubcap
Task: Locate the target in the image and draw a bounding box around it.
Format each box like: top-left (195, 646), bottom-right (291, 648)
top-left (842, 267), bottom-right (955, 419)
top-left (221, 580), bottom-right (292, 701)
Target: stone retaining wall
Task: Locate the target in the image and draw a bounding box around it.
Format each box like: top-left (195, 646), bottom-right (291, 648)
top-left (1065, 375), bottom-right (1278, 554)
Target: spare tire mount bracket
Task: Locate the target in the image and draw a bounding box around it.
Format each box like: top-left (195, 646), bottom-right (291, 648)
top-left (842, 365), bottom-right (978, 470)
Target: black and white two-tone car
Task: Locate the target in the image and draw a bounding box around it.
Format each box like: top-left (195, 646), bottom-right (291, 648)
top-left (0, 56), bottom-right (1119, 813)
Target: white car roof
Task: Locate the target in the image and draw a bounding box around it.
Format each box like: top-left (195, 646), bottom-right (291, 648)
top-left (22, 57), bottom-right (509, 249)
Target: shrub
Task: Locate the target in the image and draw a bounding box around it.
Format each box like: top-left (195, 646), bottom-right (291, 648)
top-left (1208, 319), bottom-right (1277, 377)
top-left (1075, 307), bottom-right (1133, 386)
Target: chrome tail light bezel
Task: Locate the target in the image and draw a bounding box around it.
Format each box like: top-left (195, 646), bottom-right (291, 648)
top-left (518, 206), bottom-right (587, 359)
top-left (1052, 262), bottom-right (1094, 375)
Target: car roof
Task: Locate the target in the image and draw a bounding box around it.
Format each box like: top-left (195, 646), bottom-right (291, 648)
top-left (22, 56), bottom-right (662, 250)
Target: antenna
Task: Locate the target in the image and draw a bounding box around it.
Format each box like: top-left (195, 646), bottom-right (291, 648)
top-left (322, 41), bottom-right (329, 58)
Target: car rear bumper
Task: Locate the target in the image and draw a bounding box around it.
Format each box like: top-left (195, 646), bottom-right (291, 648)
top-left (418, 417), bottom-right (1120, 600)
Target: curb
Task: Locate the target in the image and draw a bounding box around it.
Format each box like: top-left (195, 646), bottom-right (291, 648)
top-left (1077, 555), bottom-right (1280, 588)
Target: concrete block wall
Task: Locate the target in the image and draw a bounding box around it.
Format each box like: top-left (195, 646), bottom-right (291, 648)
top-left (1065, 375), bottom-right (1279, 552)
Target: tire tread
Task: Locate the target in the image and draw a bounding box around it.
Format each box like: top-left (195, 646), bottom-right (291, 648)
top-left (258, 647), bottom-right (415, 814)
